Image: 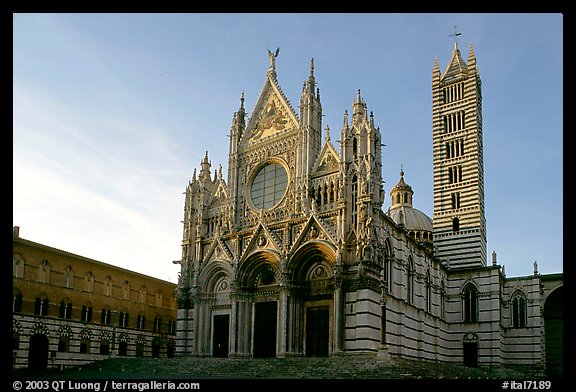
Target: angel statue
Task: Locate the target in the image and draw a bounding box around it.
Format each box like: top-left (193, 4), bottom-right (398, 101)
top-left (268, 47), bottom-right (280, 70)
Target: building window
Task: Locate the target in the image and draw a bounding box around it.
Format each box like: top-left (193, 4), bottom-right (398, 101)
top-left (250, 162), bottom-right (288, 209)
top-left (81, 305), bottom-right (93, 322)
top-left (39, 260), bottom-right (51, 284)
top-left (123, 281), bottom-right (130, 300)
top-left (463, 283), bottom-right (478, 323)
top-left (451, 192), bottom-right (461, 209)
top-left (452, 217), bottom-right (460, 232)
top-left (118, 341), bottom-right (128, 356)
top-left (426, 271), bottom-right (432, 313)
top-left (101, 308), bottom-right (111, 325)
top-left (80, 339), bottom-right (91, 354)
top-left (86, 272), bottom-right (95, 292)
top-left (137, 314), bottom-right (146, 330)
top-left (100, 341), bottom-right (110, 355)
top-left (153, 316), bottom-right (162, 332)
top-left (352, 175), bottom-right (358, 228)
top-left (119, 311), bottom-right (129, 328)
top-left (511, 291), bottom-right (527, 328)
top-left (34, 297), bottom-right (49, 316)
top-left (58, 337), bottom-right (70, 353)
top-left (168, 320), bottom-right (176, 335)
top-left (407, 259), bottom-right (414, 304)
top-left (64, 266), bottom-right (74, 288)
top-left (13, 290), bottom-right (23, 313)
top-left (59, 300), bottom-right (72, 319)
top-left (136, 343), bottom-right (144, 357)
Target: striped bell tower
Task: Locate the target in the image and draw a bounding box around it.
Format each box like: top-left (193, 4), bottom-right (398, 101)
top-left (432, 40), bottom-right (486, 269)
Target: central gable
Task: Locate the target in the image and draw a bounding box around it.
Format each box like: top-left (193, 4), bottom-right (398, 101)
top-left (243, 75), bottom-right (299, 146)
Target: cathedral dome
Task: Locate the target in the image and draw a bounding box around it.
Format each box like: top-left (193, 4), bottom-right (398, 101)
top-left (387, 205), bottom-right (433, 233)
top-left (386, 169), bottom-right (433, 247)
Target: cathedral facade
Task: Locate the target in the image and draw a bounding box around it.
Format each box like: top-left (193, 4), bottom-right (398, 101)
top-left (174, 43), bottom-right (563, 376)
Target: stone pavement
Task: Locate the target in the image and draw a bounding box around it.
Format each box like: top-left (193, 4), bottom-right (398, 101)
top-left (13, 355), bottom-right (548, 380)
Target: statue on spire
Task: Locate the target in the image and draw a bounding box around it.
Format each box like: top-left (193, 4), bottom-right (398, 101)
top-left (268, 47), bottom-right (280, 70)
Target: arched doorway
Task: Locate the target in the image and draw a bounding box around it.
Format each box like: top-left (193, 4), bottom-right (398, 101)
top-left (28, 334), bottom-right (49, 371)
top-left (544, 286), bottom-right (563, 378)
top-left (289, 240), bottom-right (335, 357)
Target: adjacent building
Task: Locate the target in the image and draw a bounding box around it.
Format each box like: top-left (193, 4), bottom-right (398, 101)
top-left (12, 226), bottom-right (178, 370)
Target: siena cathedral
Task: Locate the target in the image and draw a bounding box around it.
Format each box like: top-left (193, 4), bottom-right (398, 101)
top-left (174, 42), bottom-right (563, 375)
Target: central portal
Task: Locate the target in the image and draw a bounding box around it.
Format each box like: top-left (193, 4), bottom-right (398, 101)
top-left (253, 301), bottom-right (277, 358)
top-left (306, 306), bottom-right (329, 357)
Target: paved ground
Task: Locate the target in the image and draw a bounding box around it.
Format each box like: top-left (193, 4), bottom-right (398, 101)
top-left (13, 355), bottom-right (549, 381)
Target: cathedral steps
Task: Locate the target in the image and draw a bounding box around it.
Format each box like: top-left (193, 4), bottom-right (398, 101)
top-left (15, 355), bottom-right (543, 379)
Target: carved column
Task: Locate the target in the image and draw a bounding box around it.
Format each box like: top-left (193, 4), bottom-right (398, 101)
top-left (229, 294), bottom-right (238, 356)
top-left (278, 286), bottom-right (288, 357)
top-left (333, 277), bottom-right (344, 354)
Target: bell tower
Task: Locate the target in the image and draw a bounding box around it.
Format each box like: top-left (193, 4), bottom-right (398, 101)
top-left (432, 41), bottom-right (486, 269)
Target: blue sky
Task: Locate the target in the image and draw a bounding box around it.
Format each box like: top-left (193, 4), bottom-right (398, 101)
top-left (13, 13), bottom-right (563, 281)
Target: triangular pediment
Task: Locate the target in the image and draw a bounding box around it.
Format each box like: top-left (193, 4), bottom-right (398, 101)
top-left (208, 180), bottom-right (228, 209)
top-left (239, 222), bottom-right (283, 263)
top-left (289, 214), bottom-right (337, 257)
top-left (242, 75), bottom-right (299, 146)
top-left (312, 140), bottom-right (340, 176)
top-left (205, 237), bottom-right (234, 262)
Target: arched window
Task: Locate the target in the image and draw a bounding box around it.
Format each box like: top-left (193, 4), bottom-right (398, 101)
top-left (463, 283), bottom-right (478, 323)
top-left (34, 295), bottom-right (49, 316)
top-left (407, 258), bottom-right (414, 304)
top-left (153, 315), bottom-right (162, 332)
top-left (351, 175), bottom-right (358, 228)
top-left (58, 336), bottom-right (70, 353)
top-left (86, 272), bottom-right (95, 292)
top-left (81, 304), bottom-right (93, 322)
top-left (426, 270), bottom-right (432, 313)
top-left (13, 253), bottom-right (25, 278)
top-left (105, 276), bottom-right (113, 296)
top-left (137, 313), bottom-right (146, 330)
top-left (119, 310), bottom-right (129, 327)
top-left (123, 280), bottom-right (130, 300)
top-left (64, 266), bottom-right (74, 288)
top-left (511, 291), bottom-right (527, 328)
top-left (13, 289), bottom-right (23, 313)
top-left (39, 259), bottom-right (51, 284)
top-left (101, 308), bottom-right (112, 325)
top-left (59, 299), bottom-right (72, 319)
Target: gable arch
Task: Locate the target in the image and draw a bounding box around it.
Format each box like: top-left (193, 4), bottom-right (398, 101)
top-left (236, 250), bottom-right (281, 289)
top-left (288, 241), bottom-right (336, 282)
top-left (197, 260), bottom-right (234, 293)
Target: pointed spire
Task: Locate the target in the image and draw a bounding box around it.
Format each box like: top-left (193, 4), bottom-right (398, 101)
top-left (441, 42), bottom-right (468, 81)
top-left (343, 110), bottom-right (349, 129)
top-left (200, 151), bottom-right (212, 182)
top-left (467, 42), bottom-right (478, 74)
top-left (325, 125), bottom-right (331, 143)
top-left (238, 90), bottom-right (246, 126)
top-left (433, 55), bottom-right (440, 80)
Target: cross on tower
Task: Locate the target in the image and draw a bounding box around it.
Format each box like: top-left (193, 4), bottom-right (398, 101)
top-left (449, 25), bottom-right (462, 45)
